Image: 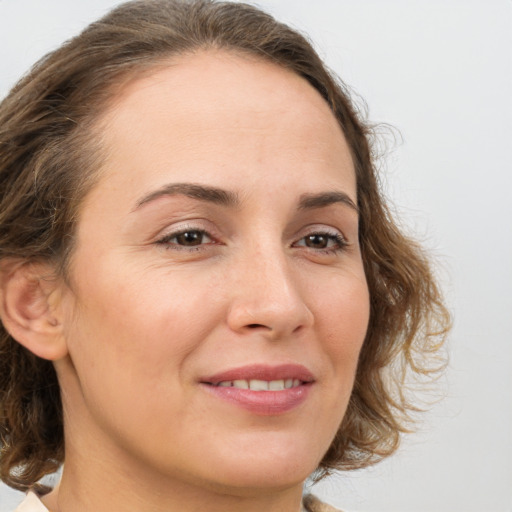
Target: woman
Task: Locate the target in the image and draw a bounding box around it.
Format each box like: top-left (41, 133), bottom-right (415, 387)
top-left (0, 1), bottom-right (449, 511)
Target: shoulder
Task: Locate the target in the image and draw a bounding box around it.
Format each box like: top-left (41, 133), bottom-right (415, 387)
top-left (14, 492), bottom-right (49, 512)
top-left (303, 494), bottom-right (344, 512)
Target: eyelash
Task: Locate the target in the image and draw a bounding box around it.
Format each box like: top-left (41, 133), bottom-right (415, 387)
top-left (292, 231), bottom-right (348, 254)
top-left (155, 228), bottom-right (348, 255)
top-left (155, 228), bottom-right (214, 251)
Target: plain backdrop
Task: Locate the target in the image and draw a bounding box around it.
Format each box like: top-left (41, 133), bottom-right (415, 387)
top-left (1, 1), bottom-right (511, 511)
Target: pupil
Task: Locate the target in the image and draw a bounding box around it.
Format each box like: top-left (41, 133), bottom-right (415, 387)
top-left (178, 231), bottom-right (202, 246)
top-left (306, 234), bottom-right (327, 248)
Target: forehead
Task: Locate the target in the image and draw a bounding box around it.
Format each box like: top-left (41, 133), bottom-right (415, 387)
top-left (104, 49), bottom-right (340, 129)
top-left (91, 50), bottom-right (355, 204)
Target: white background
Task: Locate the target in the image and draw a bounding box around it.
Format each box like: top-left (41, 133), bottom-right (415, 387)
top-left (1, 1), bottom-right (511, 511)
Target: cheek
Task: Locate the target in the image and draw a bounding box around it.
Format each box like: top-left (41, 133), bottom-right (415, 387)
top-left (297, 272), bottom-right (369, 456)
top-left (316, 272), bottom-right (370, 378)
top-left (64, 261), bottom-right (222, 397)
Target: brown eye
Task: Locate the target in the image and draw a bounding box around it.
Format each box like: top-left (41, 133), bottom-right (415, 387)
top-left (294, 231), bottom-right (347, 253)
top-left (304, 234), bottom-right (329, 249)
top-left (157, 229), bottom-right (213, 248)
top-left (174, 230), bottom-right (206, 246)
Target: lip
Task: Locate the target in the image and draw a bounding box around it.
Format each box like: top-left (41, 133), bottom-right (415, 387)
top-left (202, 363), bottom-right (315, 384)
top-left (200, 364), bottom-right (315, 415)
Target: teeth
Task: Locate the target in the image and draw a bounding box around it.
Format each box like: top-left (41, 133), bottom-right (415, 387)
top-left (250, 379), bottom-right (269, 391)
top-left (268, 380), bottom-right (285, 391)
top-left (216, 379), bottom-right (302, 391)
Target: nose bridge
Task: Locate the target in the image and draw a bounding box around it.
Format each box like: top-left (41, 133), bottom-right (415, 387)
top-left (227, 236), bottom-right (313, 336)
top-left (251, 245), bottom-right (295, 303)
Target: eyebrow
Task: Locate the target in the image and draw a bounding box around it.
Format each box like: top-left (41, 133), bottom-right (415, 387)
top-left (134, 183), bottom-right (240, 211)
top-left (133, 182), bottom-right (358, 214)
top-left (298, 191), bottom-right (359, 214)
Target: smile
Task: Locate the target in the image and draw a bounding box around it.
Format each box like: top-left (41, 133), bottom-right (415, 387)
top-left (215, 379), bottom-right (302, 391)
top-left (201, 364), bottom-right (315, 415)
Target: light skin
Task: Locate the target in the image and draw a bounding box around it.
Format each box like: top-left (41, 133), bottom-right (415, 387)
top-left (2, 51), bottom-right (369, 512)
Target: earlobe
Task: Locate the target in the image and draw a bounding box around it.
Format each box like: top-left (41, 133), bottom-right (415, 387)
top-left (0, 260), bottom-right (68, 361)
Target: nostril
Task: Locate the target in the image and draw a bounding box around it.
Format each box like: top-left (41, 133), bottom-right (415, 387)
top-left (247, 323), bottom-right (266, 329)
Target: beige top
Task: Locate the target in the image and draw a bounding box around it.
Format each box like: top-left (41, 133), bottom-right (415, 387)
top-left (14, 492), bottom-right (48, 512)
top-left (15, 492), bottom-right (342, 512)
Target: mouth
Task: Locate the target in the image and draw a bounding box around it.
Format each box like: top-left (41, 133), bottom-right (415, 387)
top-left (201, 363), bottom-right (315, 388)
top-left (212, 378), bottom-right (304, 391)
top-left (200, 364), bottom-right (315, 415)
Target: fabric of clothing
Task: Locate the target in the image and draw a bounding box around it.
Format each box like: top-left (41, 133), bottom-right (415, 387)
top-left (14, 491), bottom-right (342, 512)
top-left (303, 494), bottom-right (343, 511)
top-left (14, 492), bottom-right (48, 511)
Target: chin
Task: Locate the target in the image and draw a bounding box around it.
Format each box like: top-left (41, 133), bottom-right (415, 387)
top-left (204, 464), bottom-right (313, 497)
top-left (195, 433), bottom-right (324, 493)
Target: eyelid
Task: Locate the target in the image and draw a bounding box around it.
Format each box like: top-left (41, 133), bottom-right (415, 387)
top-left (153, 220), bottom-right (350, 254)
top-left (159, 228), bottom-right (212, 244)
top-left (154, 221), bottom-right (220, 249)
top-left (296, 224), bottom-right (347, 240)
top-left (292, 225), bottom-right (349, 253)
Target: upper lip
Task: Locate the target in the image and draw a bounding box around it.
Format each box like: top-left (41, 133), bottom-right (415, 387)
top-left (201, 364), bottom-right (315, 385)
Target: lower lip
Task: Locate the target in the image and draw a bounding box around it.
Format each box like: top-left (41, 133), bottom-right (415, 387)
top-left (201, 383), bottom-right (312, 415)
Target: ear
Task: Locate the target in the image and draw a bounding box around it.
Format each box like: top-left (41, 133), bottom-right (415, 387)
top-left (0, 260), bottom-right (68, 360)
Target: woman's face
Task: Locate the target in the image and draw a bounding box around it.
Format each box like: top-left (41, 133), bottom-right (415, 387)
top-left (57, 51), bottom-right (369, 495)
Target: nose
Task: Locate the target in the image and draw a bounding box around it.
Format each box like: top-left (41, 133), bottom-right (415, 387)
top-left (226, 249), bottom-right (314, 340)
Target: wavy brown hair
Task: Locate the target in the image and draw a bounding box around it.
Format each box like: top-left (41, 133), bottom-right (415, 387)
top-left (0, 0), bottom-right (450, 493)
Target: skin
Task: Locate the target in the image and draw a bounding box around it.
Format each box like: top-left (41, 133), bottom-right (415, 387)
top-left (41, 51), bottom-right (370, 512)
